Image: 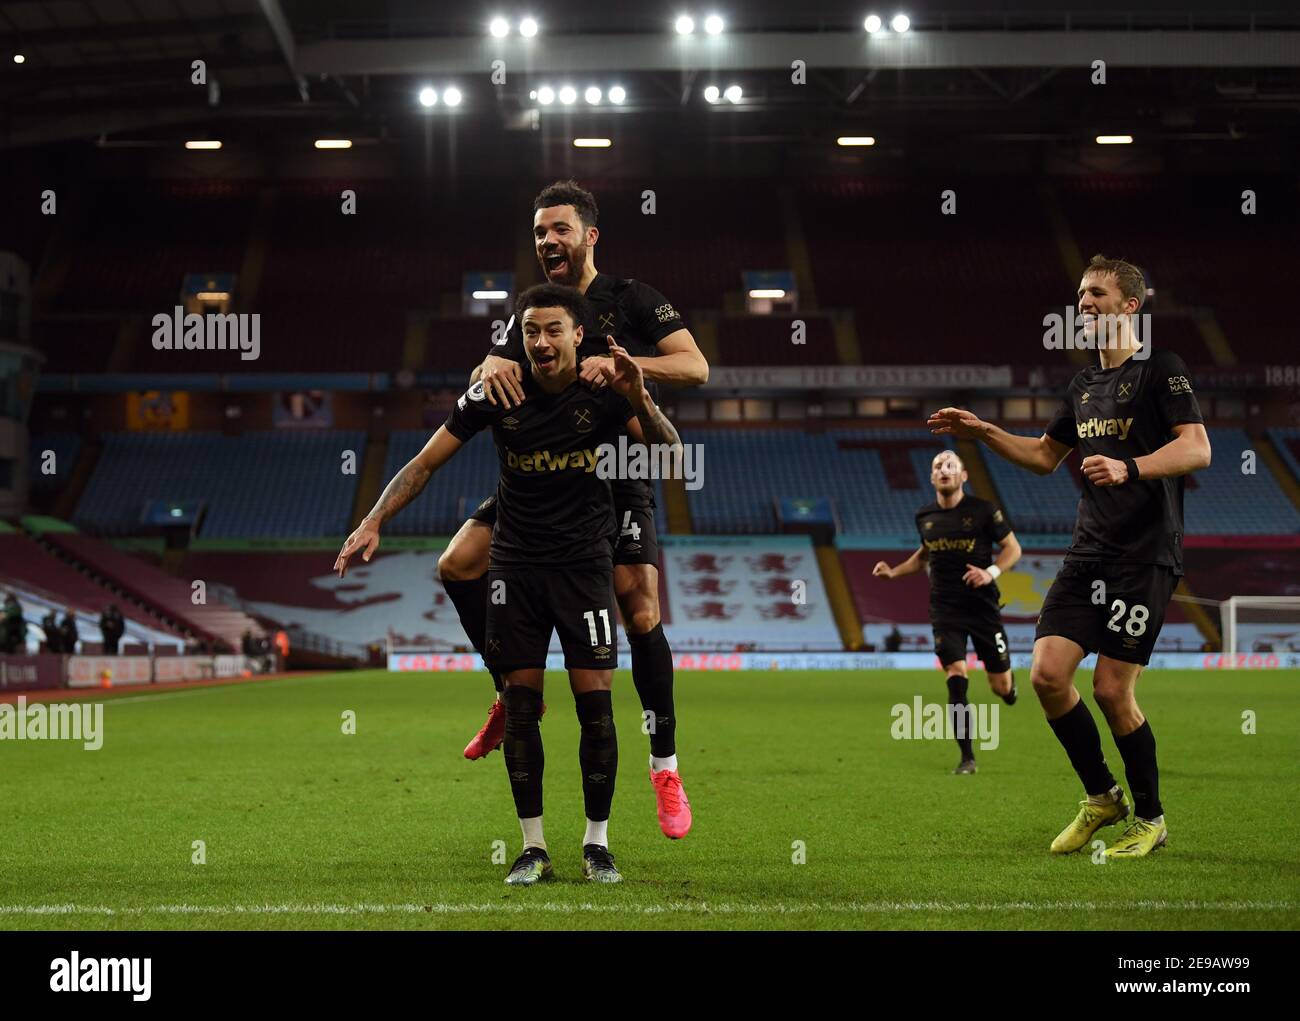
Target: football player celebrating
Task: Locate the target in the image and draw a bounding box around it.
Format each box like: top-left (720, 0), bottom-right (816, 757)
top-left (439, 180), bottom-right (707, 841)
top-left (928, 255), bottom-right (1211, 858)
top-left (874, 450), bottom-right (1022, 774)
top-left (336, 285), bottom-right (683, 884)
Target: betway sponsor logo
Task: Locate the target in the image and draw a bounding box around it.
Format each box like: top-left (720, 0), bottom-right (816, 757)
top-left (506, 448), bottom-right (601, 472)
top-left (924, 537), bottom-right (976, 554)
top-left (506, 437), bottom-right (705, 491)
top-left (50, 952), bottom-right (151, 1001)
top-left (1077, 416), bottom-right (1134, 441)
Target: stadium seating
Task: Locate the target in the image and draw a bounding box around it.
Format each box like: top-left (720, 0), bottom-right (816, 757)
top-left (980, 427), bottom-right (1082, 534)
top-left (43, 532), bottom-right (261, 650)
top-left (26, 432), bottom-right (82, 492)
top-left (1183, 427), bottom-right (1300, 535)
top-left (795, 178), bottom-right (1069, 366)
top-left (683, 427), bottom-right (954, 539)
top-left (589, 179), bottom-right (789, 314)
top-left (0, 532), bottom-right (184, 635)
top-left (425, 317), bottom-right (498, 376)
top-left (1268, 428), bottom-right (1300, 487)
top-left (716, 315), bottom-right (840, 366)
top-left (73, 431), bottom-right (365, 537)
top-left (51, 180), bottom-right (256, 315)
top-left (381, 429), bottom-right (498, 535)
top-left (29, 318), bottom-right (120, 374)
top-left (1055, 177), bottom-right (1296, 364)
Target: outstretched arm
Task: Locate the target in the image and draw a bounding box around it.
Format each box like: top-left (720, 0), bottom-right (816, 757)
top-left (928, 407), bottom-right (1072, 476)
top-left (334, 426), bottom-right (464, 576)
top-left (580, 329), bottom-right (710, 392)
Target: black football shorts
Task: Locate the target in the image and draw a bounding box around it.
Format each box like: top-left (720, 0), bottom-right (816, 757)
top-left (1035, 560), bottom-right (1177, 665)
top-left (612, 503), bottom-right (659, 568)
top-left (932, 603), bottom-right (1011, 673)
top-left (484, 566), bottom-right (618, 672)
top-left (476, 493), bottom-right (657, 568)
top-left (469, 493), bottom-right (498, 526)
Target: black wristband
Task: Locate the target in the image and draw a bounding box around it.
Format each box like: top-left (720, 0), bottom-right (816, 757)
top-left (1123, 457), bottom-right (1140, 483)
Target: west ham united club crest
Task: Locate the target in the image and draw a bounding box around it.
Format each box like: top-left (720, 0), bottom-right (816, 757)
top-left (572, 404), bottom-right (596, 433)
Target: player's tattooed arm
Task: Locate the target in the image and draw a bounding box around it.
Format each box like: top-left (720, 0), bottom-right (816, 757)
top-left (874, 545), bottom-right (927, 580)
top-left (606, 337), bottom-right (683, 451)
top-left (334, 426), bottom-right (464, 577)
top-left (629, 398), bottom-right (682, 450)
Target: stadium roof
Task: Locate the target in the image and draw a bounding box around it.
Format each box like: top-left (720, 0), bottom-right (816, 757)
top-left (1, 1), bottom-right (1298, 154)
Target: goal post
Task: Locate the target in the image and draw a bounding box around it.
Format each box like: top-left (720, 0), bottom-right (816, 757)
top-left (1220, 596), bottom-right (1300, 659)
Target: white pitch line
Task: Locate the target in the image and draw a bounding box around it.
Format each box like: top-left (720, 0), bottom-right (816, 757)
top-left (0, 900), bottom-right (1291, 917)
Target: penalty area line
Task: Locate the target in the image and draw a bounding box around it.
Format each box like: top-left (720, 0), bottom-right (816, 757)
top-left (0, 900), bottom-right (1292, 917)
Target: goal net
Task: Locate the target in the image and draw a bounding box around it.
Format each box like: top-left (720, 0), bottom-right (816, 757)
top-left (1220, 597), bottom-right (1300, 659)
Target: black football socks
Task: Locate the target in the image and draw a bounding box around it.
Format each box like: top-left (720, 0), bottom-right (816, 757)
top-left (1047, 699), bottom-right (1118, 796)
top-left (574, 690), bottom-right (618, 822)
top-left (1114, 719), bottom-right (1162, 819)
top-left (628, 623), bottom-right (676, 758)
top-left (502, 685), bottom-right (545, 818)
top-left (441, 573), bottom-right (503, 693)
top-left (946, 674), bottom-right (975, 761)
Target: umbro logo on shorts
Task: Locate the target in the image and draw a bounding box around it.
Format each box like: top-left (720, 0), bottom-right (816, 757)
top-left (594, 646), bottom-right (611, 657)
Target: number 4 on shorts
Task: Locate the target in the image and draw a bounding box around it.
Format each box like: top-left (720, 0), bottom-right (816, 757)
top-left (620, 511), bottom-right (641, 540)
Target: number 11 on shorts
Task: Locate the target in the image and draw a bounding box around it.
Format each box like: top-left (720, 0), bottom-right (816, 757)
top-left (584, 608), bottom-right (612, 645)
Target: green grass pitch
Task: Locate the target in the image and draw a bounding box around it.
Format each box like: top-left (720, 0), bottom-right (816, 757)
top-left (1, 669), bottom-right (1296, 931)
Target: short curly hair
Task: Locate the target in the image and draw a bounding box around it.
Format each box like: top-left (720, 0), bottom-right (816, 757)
top-left (515, 283), bottom-right (591, 330)
top-left (533, 180), bottom-right (598, 230)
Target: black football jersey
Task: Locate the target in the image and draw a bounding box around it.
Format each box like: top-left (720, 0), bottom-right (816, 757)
top-left (445, 371), bottom-right (634, 569)
top-left (1044, 349), bottom-right (1204, 574)
top-left (916, 494), bottom-right (1013, 614)
top-left (489, 273), bottom-right (686, 509)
